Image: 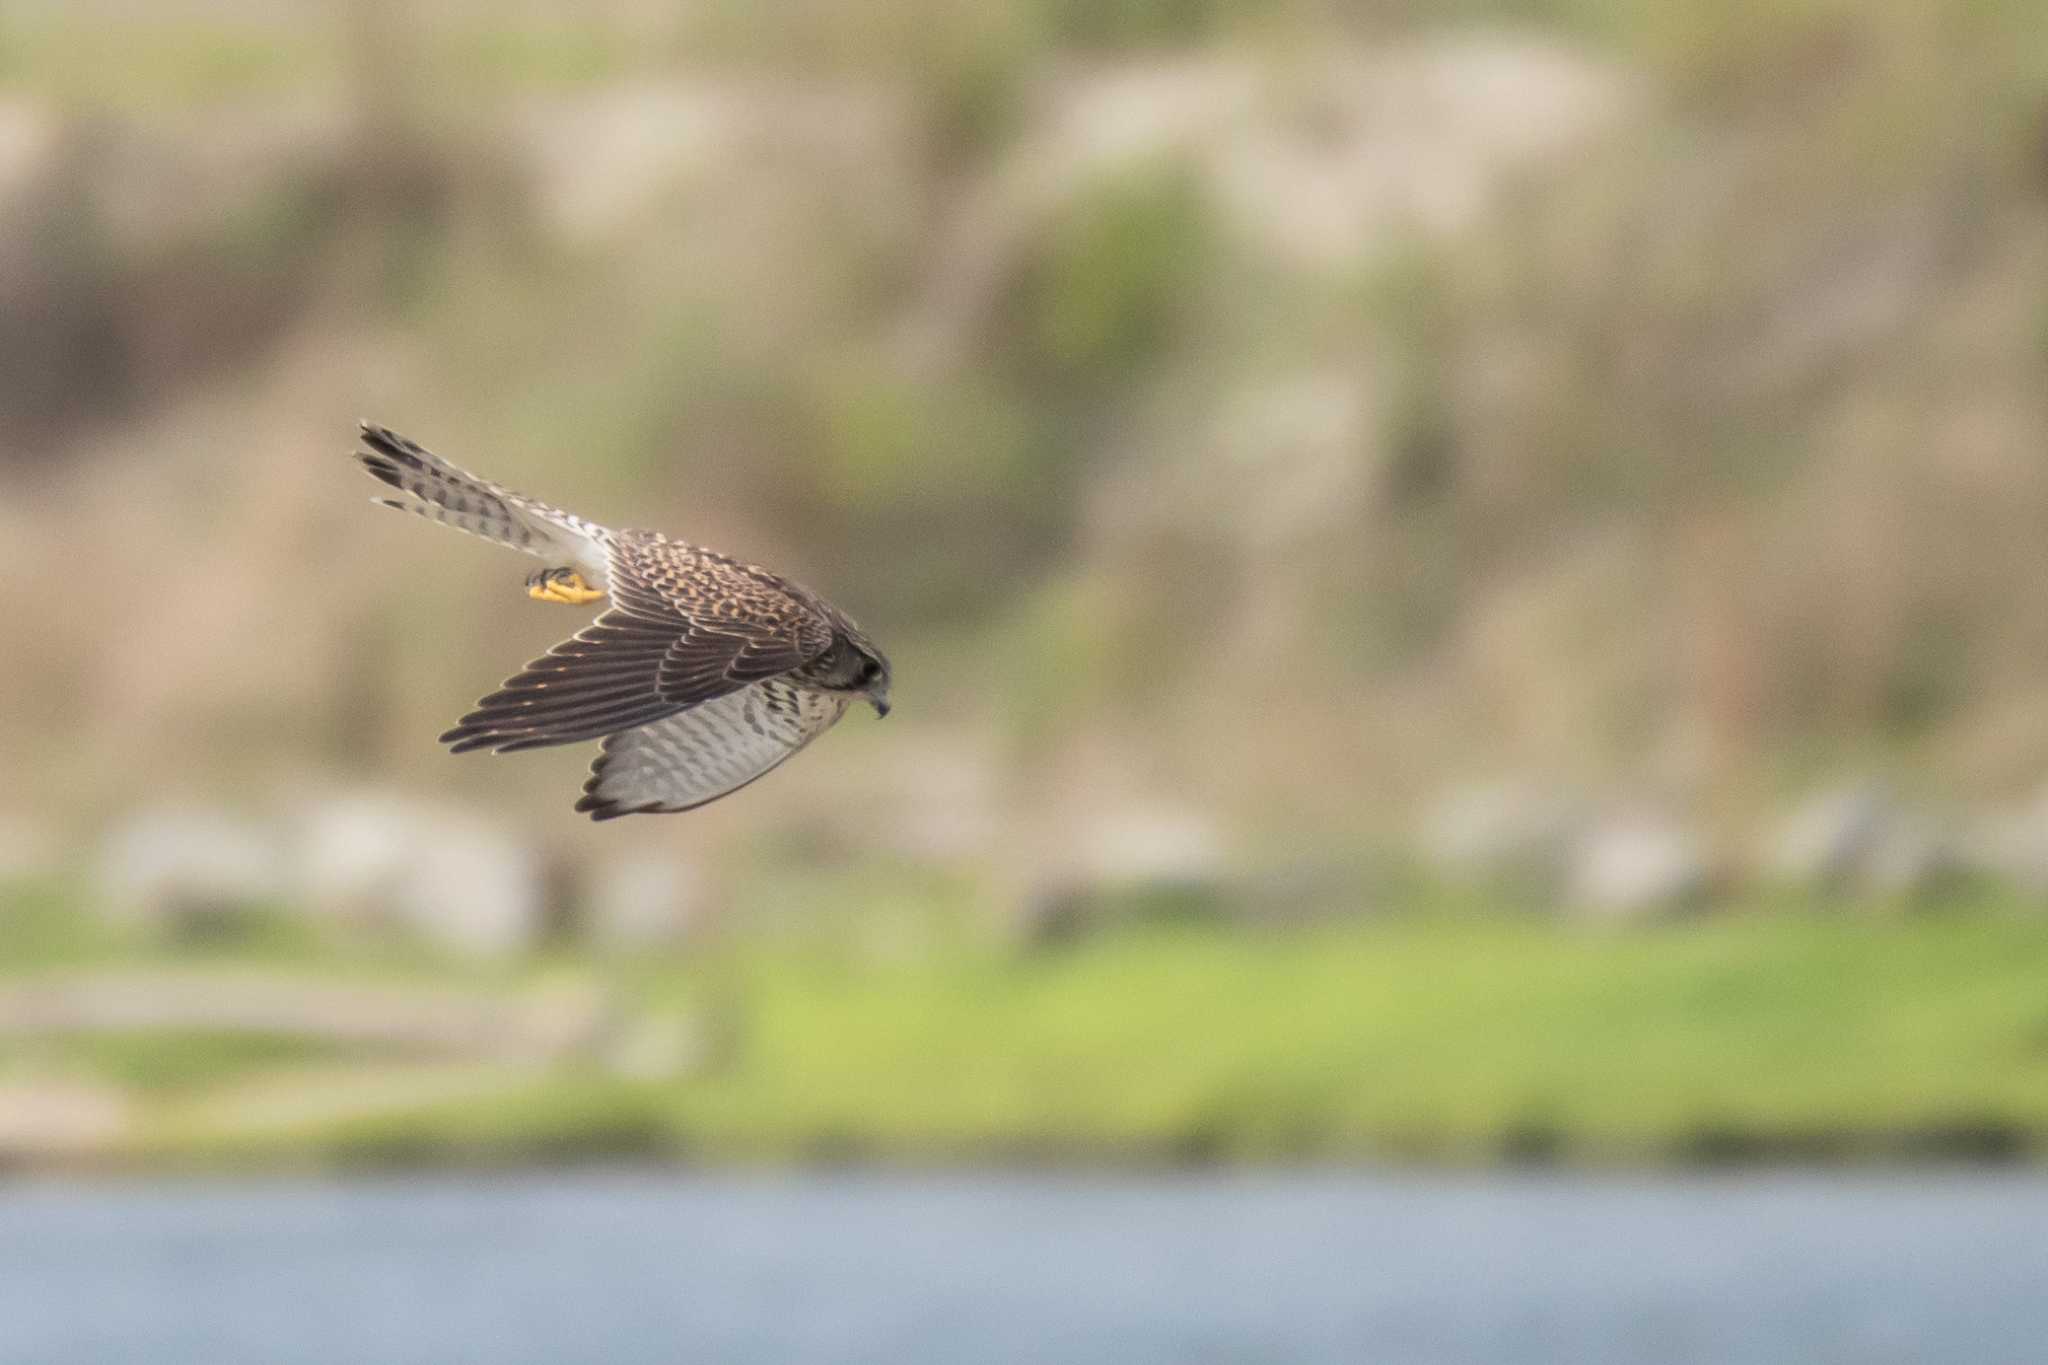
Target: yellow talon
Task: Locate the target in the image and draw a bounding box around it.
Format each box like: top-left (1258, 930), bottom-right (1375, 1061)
top-left (526, 568), bottom-right (607, 605)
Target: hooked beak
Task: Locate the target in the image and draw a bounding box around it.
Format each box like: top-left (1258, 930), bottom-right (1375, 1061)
top-left (869, 692), bottom-right (891, 719)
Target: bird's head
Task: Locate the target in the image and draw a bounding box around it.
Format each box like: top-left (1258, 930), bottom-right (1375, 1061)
top-left (855, 644), bottom-right (891, 718)
top-left (816, 624), bottom-right (891, 718)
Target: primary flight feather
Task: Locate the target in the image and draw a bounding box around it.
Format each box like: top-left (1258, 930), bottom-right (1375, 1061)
top-left (354, 423), bottom-right (891, 820)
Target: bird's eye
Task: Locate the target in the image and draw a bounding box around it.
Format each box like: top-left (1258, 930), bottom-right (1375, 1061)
top-left (858, 658), bottom-right (881, 683)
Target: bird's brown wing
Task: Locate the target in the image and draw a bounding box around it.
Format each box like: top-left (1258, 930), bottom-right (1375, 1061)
top-left (441, 537), bottom-right (832, 754)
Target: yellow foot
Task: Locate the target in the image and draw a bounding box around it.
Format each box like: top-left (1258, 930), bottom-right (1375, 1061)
top-left (526, 567), bottom-right (607, 605)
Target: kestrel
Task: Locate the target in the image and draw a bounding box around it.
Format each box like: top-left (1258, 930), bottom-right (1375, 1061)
top-left (354, 423), bottom-right (890, 819)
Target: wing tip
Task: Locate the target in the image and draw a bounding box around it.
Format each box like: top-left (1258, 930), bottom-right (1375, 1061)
top-left (443, 719), bottom-right (618, 755)
top-left (439, 725), bottom-right (498, 753)
top-left (577, 756), bottom-right (667, 821)
top-left (575, 791), bottom-right (663, 821)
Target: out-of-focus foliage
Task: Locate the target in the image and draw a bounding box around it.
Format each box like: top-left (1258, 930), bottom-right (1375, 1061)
top-left (11, 878), bottom-right (2048, 1168)
top-left (9, 0), bottom-right (2047, 825)
top-left (7, 0), bottom-right (2048, 1167)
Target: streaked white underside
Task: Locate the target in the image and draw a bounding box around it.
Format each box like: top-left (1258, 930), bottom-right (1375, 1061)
top-left (585, 679), bottom-right (848, 813)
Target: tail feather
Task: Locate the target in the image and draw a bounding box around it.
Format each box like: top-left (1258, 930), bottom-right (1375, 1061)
top-left (354, 423), bottom-right (609, 578)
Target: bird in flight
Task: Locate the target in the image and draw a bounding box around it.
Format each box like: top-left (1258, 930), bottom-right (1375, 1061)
top-left (354, 423), bottom-right (890, 819)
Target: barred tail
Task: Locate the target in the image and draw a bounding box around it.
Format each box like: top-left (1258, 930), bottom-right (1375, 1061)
top-left (354, 423), bottom-right (609, 579)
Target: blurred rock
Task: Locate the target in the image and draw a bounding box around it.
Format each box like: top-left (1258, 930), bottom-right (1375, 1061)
top-left (1013, 874), bottom-right (1231, 950)
top-left (291, 793), bottom-right (417, 931)
top-left (1964, 786), bottom-right (2048, 900)
top-left (389, 811), bottom-right (545, 959)
top-left (1765, 785), bottom-right (1959, 903)
top-left (1568, 810), bottom-right (1711, 923)
top-left (96, 807), bottom-right (285, 931)
top-left (1767, 785), bottom-right (1890, 891)
top-left (289, 793), bottom-right (547, 957)
top-left (1077, 800), bottom-right (1227, 888)
top-left (1421, 779), bottom-right (1585, 898)
top-left (585, 854), bottom-right (704, 952)
top-left (1860, 815), bottom-right (1961, 901)
top-left (1014, 799), bottom-right (1232, 946)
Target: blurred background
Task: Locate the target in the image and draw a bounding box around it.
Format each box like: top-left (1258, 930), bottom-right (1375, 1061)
top-left (7, 0), bottom-right (2048, 1360)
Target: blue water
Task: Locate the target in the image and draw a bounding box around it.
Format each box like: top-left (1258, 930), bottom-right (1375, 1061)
top-left (2, 1170), bottom-right (2044, 1364)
